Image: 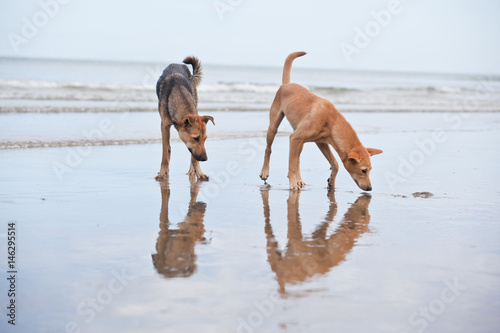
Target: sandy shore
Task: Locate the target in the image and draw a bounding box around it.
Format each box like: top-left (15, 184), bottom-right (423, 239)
top-left (1, 111), bottom-right (500, 332)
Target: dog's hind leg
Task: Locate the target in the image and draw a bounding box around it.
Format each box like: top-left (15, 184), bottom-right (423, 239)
top-left (187, 156), bottom-right (209, 181)
top-left (156, 121), bottom-right (172, 180)
top-left (288, 132), bottom-right (305, 190)
top-left (316, 143), bottom-right (339, 189)
top-left (260, 101), bottom-right (284, 182)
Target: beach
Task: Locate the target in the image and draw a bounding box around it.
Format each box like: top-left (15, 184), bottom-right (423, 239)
top-left (1, 58), bottom-right (500, 332)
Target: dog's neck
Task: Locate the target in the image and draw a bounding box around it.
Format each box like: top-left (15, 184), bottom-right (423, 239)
top-left (169, 103), bottom-right (197, 129)
top-left (330, 120), bottom-right (363, 163)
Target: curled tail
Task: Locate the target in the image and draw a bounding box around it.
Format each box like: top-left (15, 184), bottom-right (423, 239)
top-left (183, 56), bottom-right (202, 87)
top-left (282, 51), bottom-right (306, 85)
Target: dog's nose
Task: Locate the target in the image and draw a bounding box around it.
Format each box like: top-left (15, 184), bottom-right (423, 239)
top-left (196, 154), bottom-right (207, 162)
top-left (365, 186), bottom-right (372, 191)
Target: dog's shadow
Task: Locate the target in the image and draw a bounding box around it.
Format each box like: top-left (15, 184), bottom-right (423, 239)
top-left (261, 189), bottom-right (372, 293)
top-left (152, 178), bottom-right (208, 278)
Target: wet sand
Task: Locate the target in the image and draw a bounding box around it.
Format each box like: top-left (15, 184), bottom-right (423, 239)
top-left (1, 112), bottom-right (500, 332)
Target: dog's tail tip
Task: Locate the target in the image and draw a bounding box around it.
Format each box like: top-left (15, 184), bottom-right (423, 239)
top-left (287, 51), bottom-right (307, 60)
top-left (282, 51), bottom-right (307, 85)
top-left (183, 56), bottom-right (202, 86)
top-left (183, 56), bottom-right (198, 65)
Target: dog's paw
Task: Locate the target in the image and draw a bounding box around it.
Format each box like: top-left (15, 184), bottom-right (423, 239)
top-left (327, 177), bottom-right (335, 189)
top-left (327, 173), bottom-right (338, 189)
top-left (155, 172), bottom-right (168, 181)
top-left (259, 171), bottom-right (269, 181)
top-left (197, 173), bottom-right (210, 181)
top-left (187, 169), bottom-right (209, 181)
top-left (289, 180), bottom-right (305, 191)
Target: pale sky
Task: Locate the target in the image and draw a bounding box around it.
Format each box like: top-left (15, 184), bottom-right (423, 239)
top-left (1, 0), bottom-right (499, 74)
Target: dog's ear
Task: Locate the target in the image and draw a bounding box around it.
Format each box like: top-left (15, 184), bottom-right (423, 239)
top-left (182, 115), bottom-right (197, 127)
top-left (366, 148), bottom-right (383, 156)
top-left (348, 151), bottom-right (361, 163)
top-left (201, 116), bottom-right (215, 126)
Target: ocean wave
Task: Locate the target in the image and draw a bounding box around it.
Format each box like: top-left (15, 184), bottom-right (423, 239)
top-left (200, 82), bottom-right (363, 94)
top-left (199, 82), bottom-right (278, 93)
top-left (0, 78), bottom-right (481, 100)
top-left (314, 85), bottom-right (467, 95)
top-left (0, 79), bottom-right (154, 91)
top-left (1, 78), bottom-right (499, 115)
top-left (0, 102), bottom-right (155, 113)
top-left (199, 82), bottom-right (473, 96)
top-left (428, 86), bottom-right (463, 94)
top-left (0, 79), bottom-right (364, 95)
top-left (0, 79), bottom-right (156, 102)
top-left (310, 86), bottom-right (359, 94)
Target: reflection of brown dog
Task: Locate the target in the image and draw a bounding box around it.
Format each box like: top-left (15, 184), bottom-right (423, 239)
top-left (260, 52), bottom-right (382, 190)
top-left (151, 179), bottom-right (207, 278)
top-left (261, 189), bottom-right (372, 293)
top-left (155, 56), bottom-right (215, 181)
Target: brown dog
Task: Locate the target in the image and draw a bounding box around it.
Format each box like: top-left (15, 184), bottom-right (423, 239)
top-left (260, 52), bottom-right (382, 191)
top-left (155, 56), bottom-right (214, 181)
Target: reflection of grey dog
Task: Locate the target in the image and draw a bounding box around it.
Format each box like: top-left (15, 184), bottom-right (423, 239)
top-left (151, 179), bottom-right (207, 278)
top-left (261, 190), bottom-right (372, 293)
top-left (155, 56), bottom-right (214, 181)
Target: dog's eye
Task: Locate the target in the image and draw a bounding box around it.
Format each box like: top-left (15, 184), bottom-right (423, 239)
top-left (193, 136), bottom-right (200, 142)
top-left (362, 169), bottom-right (367, 174)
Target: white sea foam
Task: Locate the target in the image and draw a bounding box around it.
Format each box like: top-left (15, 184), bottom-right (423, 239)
top-left (199, 82), bottom-right (278, 93)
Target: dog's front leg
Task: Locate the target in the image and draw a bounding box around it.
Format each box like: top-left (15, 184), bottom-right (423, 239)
top-left (288, 134), bottom-right (305, 190)
top-left (316, 143), bottom-right (339, 189)
top-left (327, 159), bottom-right (339, 190)
top-left (187, 156), bottom-right (209, 181)
top-left (156, 122), bottom-right (171, 180)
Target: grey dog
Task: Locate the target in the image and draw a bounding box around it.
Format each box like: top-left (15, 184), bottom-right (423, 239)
top-left (155, 56), bottom-right (214, 181)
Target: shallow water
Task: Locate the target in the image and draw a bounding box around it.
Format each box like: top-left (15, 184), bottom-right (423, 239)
top-left (1, 116), bottom-right (500, 332)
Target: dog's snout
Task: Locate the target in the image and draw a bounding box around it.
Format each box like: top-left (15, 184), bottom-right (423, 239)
top-left (365, 186), bottom-right (372, 192)
top-left (187, 147), bottom-right (208, 162)
top-left (193, 153), bottom-right (208, 162)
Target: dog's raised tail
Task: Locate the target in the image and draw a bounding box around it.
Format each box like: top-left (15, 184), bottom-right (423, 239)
top-left (282, 51), bottom-right (306, 85)
top-left (183, 56), bottom-right (202, 87)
